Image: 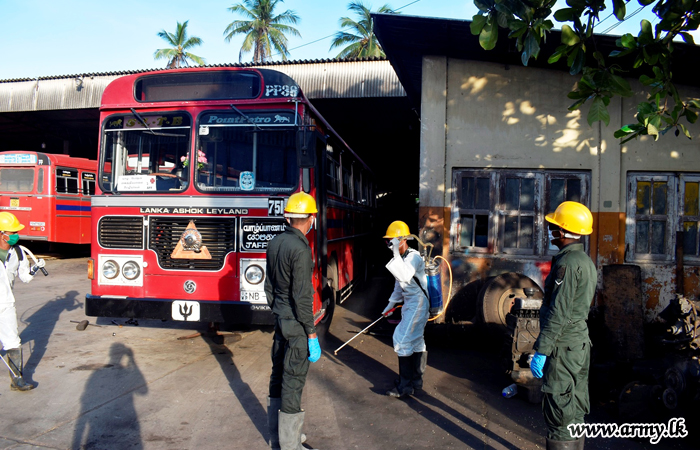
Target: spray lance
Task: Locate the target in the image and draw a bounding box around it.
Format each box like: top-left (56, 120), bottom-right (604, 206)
top-left (334, 234), bottom-right (455, 355)
top-left (20, 245), bottom-right (49, 277)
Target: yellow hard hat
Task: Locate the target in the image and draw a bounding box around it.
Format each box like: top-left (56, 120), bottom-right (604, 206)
top-left (284, 192), bottom-right (318, 215)
top-left (545, 201), bottom-right (593, 235)
top-left (0, 212), bottom-right (25, 232)
top-left (384, 221), bottom-right (410, 239)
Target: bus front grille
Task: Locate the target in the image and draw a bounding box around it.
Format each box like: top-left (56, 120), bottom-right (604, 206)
top-left (148, 217), bottom-right (236, 270)
top-left (98, 216), bottom-right (144, 249)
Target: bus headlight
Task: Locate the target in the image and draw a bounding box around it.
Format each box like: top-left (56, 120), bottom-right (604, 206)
top-left (244, 264), bottom-right (264, 285)
top-left (122, 261), bottom-right (141, 280)
top-left (102, 260), bottom-right (119, 279)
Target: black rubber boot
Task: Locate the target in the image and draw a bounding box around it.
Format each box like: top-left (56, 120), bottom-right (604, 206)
top-left (268, 397), bottom-right (281, 449)
top-left (7, 348), bottom-right (35, 391)
top-left (545, 438), bottom-right (582, 450)
top-left (278, 411), bottom-right (317, 450)
top-left (387, 356), bottom-right (414, 398)
top-left (411, 351), bottom-right (427, 391)
top-left (268, 397), bottom-right (305, 449)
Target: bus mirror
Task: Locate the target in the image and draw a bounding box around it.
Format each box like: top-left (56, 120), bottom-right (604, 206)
top-left (297, 130), bottom-right (316, 167)
top-left (302, 168), bottom-right (311, 192)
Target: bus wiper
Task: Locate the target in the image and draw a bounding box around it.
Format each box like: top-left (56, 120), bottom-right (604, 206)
top-left (129, 108), bottom-right (185, 137)
top-left (230, 105), bottom-right (262, 131)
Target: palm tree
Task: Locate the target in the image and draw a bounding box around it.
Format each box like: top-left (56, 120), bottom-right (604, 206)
top-left (330, 1), bottom-right (396, 59)
top-left (223, 0), bottom-right (301, 63)
top-left (154, 21), bottom-right (206, 69)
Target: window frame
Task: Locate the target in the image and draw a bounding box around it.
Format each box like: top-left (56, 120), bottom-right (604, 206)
top-left (497, 170), bottom-right (542, 256)
top-left (325, 144), bottom-right (340, 196)
top-left (544, 171), bottom-right (591, 255)
top-left (451, 170), bottom-right (497, 254)
top-left (56, 168), bottom-right (80, 195)
top-left (680, 174), bottom-right (700, 263)
top-left (626, 173), bottom-right (677, 263)
top-left (451, 168), bottom-right (591, 257)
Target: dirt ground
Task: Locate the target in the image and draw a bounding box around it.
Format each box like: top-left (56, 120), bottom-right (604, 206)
top-left (0, 254), bottom-right (695, 449)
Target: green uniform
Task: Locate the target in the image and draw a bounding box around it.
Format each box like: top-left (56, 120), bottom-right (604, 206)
top-left (265, 226), bottom-right (316, 414)
top-left (534, 242), bottom-right (596, 441)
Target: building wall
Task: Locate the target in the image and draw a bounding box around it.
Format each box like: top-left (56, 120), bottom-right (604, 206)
top-left (419, 55), bottom-right (700, 322)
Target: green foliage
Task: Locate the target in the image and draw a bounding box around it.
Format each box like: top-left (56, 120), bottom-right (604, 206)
top-left (224, 0), bottom-right (301, 63)
top-left (154, 21), bottom-right (206, 68)
top-left (330, 2), bottom-right (397, 59)
top-left (471, 0), bottom-right (700, 142)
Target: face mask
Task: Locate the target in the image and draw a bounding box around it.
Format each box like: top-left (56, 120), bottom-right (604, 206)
top-left (5, 234), bottom-right (19, 246)
top-left (305, 217), bottom-right (315, 235)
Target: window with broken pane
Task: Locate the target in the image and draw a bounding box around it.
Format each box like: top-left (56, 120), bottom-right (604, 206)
top-left (451, 169), bottom-right (590, 257)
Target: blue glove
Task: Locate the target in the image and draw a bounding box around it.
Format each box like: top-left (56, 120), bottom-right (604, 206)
top-left (530, 352), bottom-right (546, 378)
top-left (308, 337), bottom-right (321, 363)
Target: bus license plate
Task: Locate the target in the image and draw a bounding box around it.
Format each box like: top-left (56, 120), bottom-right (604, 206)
top-left (10, 199), bottom-right (19, 208)
top-left (172, 300), bottom-right (200, 322)
top-left (241, 291), bottom-right (266, 304)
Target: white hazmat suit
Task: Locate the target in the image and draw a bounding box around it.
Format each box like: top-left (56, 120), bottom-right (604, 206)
top-left (0, 246), bottom-right (34, 350)
top-left (383, 243), bottom-right (429, 357)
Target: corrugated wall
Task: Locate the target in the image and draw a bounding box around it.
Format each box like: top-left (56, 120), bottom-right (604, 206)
top-left (0, 60), bottom-right (405, 113)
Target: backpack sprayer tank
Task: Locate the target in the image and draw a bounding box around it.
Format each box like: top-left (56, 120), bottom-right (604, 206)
top-left (409, 234), bottom-right (452, 320)
top-left (425, 259), bottom-right (443, 317)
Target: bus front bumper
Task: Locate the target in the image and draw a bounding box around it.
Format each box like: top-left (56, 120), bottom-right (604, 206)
top-left (85, 294), bottom-right (274, 325)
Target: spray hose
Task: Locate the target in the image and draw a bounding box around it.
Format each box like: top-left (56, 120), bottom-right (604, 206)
top-left (406, 234), bottom-right (453, 322)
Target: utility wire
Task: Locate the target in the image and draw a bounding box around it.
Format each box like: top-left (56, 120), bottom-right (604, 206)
top-left (601, 5), bottom-right (648, 34)
top-left (272, 0), bottom-right (423, 58)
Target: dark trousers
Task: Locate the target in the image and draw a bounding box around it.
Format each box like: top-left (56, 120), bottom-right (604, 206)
top-left (541, 342), bottom-right (591, 441)
top-left (269, 317), bottom-right (310, 414)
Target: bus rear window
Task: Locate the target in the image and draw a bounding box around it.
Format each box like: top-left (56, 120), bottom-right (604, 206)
top-left (135, 72), bottom-right (261, 102)
top-left (0, 169), bottom-right (34, 192)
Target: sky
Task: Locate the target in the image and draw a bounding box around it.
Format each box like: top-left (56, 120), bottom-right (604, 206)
top-left (0, 0), bottom-right (681, 81)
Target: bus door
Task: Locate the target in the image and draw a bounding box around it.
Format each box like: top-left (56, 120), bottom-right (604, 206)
top-left (54, 167), bottom-right (85, 244)
top-left (79, 171), bottom-right (96, 243)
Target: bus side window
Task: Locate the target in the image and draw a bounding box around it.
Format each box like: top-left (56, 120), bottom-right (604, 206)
top-left (326, 144), bottom-right (340, 195)
top-left (37, 168), bottom-right (44, 194)
top-left (56, 169), bottom-right (79, 194)
top-left (82, 173), bottom-right (96, 196)
top-left (56, 173), bottom-right (66, 193)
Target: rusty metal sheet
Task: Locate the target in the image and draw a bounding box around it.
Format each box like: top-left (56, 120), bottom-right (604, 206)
top-left (602, 264), bottom-right (645, 360)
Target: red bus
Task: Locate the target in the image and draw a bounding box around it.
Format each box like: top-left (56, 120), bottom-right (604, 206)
top-left (0, 151), bottom-right (97, 244)
top-left (86, 68), bottom-right (376, 327)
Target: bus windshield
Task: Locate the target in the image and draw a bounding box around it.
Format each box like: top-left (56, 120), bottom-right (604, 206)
top-left (196, 111), bottom-right (298, 193)
top-left (100, 113), bottom-right (191, 193)
top-left (0, 168), bottom-right (34, 192)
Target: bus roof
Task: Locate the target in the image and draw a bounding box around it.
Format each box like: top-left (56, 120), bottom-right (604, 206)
top-left (100, 67), bottom-right (306, 109)
top-left (0, 151), bottom-right (97, 171)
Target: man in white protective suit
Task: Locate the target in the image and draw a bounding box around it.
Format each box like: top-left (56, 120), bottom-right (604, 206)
top-left (0, 212), bottom-right (37, 391)
top-left (381, 220), bottom-right (430, 398)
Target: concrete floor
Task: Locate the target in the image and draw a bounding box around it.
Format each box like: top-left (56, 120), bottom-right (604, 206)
top-left (0, 255), bottom-right (695, 449)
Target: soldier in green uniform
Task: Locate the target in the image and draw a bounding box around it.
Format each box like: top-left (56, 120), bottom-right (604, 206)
top-left (265, 192), bottom-right (320, 450)
top-left (530, 201), bottom-right (596, 450)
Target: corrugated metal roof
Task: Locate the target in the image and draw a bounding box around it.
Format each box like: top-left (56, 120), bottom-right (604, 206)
top-left (0, 58), bottom-right (405, 113)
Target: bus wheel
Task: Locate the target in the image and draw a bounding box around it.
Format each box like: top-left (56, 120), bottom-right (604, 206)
top-left (477, 272), bottom-right (541, 329)
top-left (317, 262), bottom-right (338, 337)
